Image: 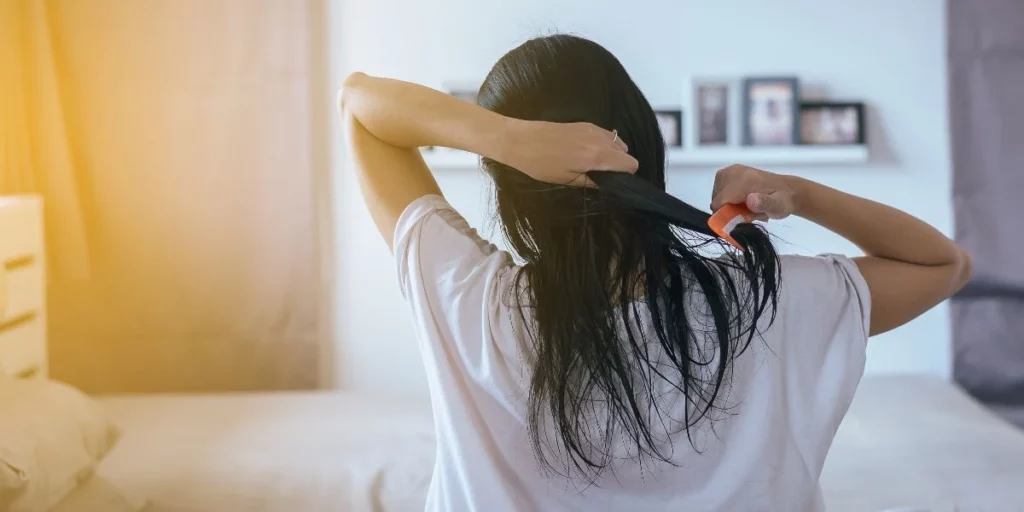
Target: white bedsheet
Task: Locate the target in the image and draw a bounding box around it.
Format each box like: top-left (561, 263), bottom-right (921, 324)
top-left (94, 377), bottom-right (1024, 512)
top-left (95, 392), bottom-right (435, 512)
top-left (823, 376), bottom-right (1024, 512)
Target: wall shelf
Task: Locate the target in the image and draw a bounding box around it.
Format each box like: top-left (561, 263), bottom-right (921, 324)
top-left (422, 145), bottom-right (869, 170)
top-left (665, 145), bottom-right (869, 167)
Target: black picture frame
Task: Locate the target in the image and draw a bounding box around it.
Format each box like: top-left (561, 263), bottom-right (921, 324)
top-left (741, 77), bottom-right (800, 146)
top-left (654, 109), bottom-right (683, 148)
top-left (799, 101), bottom-right (865, 145)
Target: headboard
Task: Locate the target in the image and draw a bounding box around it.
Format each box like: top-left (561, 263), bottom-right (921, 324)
top-left (0, 196), bottom-right (47, 379)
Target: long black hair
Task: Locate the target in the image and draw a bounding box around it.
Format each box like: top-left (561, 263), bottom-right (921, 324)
top-left (477, 34), bottom-right (780, 483)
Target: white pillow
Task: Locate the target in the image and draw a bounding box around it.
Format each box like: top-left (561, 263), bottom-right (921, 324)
top-left (47, 475), bottom-right (145, 512)
top-left (0, 377), bottom-right (120, 512)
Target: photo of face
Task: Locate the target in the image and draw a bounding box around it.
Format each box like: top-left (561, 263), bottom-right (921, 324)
top-left (697, 84), bottom-right (729, 145)
top-left (801, 106), bottom-right (861, 144)
top-left (655, 111), bottom-right (682, 147)
top-left (747, 82), bottom-right (795, 145)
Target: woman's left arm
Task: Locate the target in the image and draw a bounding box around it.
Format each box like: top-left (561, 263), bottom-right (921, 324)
top-left (338, 72), bottom-right (637, 251)
top-left (339, 72), bottom-right (510, 250)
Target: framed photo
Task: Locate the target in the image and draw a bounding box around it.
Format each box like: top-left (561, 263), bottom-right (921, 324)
top-left (800, 102), bottom-right (865, 145)
top-left (444, 81), bottom-right (480, 105)
top-left (685, 78), bottom-right (738, 147)
top-left (654, 109), bottom-right (683, 148)
top-left (742, 77), bottom-right (800, 146)
top-left (449, 89), bottom-right (478, 104)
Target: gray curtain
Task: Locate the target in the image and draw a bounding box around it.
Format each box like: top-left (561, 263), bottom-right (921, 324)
top-left (949, 0), bottom-right (1024, 427)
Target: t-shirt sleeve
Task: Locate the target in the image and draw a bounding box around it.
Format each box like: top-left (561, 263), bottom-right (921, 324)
top-left (776, 254), bottom-right (871, 468)
top-left (392, 194), bottom-right (514, 377)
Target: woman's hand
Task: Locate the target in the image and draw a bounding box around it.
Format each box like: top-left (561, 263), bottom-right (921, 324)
top-left (710, 164), bottom-right (800, 221)
top-left (500, 120), bottom-right (639, 187)
top-left (717, 164), bottom-right (972, 337)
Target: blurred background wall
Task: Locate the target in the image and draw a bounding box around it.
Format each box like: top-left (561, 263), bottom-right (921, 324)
top-left (327, 0), bottom-right (951, 396)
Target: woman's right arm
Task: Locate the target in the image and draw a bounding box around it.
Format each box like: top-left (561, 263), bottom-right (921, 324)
top-left (787, 177), bottom-right (972, 335)
top-left (711, 165), bottom-right (972, 336)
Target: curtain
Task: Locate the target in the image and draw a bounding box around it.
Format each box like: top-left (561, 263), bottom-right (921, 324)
top-left (949, 0), bottom-right (1024, 427)
top-left (0, 0), bottom-right (91, 279)
top-left (3, 0), bottom-right (324, 392)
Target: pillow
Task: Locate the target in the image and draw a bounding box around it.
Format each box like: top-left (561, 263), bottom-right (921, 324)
top-left (0, 377), bottom-right (120, 512)
top-left (47, 475), bottom-right (145, 512)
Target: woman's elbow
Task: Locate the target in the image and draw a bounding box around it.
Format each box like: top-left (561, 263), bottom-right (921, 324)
top-left (950, 247), bottom-right (974, 293)
top-left (337, 72), bottom-right (369, 113)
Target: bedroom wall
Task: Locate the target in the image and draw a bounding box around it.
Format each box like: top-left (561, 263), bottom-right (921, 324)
top-left (327, 0), bottom-right (951, 396)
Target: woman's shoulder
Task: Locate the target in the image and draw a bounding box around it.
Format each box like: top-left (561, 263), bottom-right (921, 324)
top-left (394, 194), bottom-right (518, 299)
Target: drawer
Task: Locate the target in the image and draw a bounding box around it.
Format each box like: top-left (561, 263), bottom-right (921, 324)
top-left (0, 196), bottom-right (47, 380)
top-left (1, 264), bottom-right (44, 322)
top-left (0, 317), bottom-right (46, 379)
top-left (0, 196), bottom-right (44, 265)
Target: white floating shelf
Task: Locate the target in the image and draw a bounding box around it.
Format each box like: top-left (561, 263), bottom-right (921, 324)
top-left (666, 145), bottom-right (869, 167)
top-left (422, 145), bottom-right (868, 169)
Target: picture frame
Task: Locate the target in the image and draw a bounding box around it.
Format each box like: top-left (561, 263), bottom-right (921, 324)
top-left (684, 77), bottom-right (739, 148)
top-left (443, 81), bottom-right (480, 105)
top-left (654, 109), bottom-right (683, 148)
top-left (799, 102), bottom-right (865, 145)
top-left (448, 89), bottom-right (478, 104)
top-left (742, 77), bottom-right (800, 146)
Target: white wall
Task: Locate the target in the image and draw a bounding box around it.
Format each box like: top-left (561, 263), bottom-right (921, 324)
top-left (327, 0), bottom-right (951, 396)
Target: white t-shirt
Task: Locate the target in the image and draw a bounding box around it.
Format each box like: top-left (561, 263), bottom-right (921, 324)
top-left (394, 195), bottom-right (870, 512)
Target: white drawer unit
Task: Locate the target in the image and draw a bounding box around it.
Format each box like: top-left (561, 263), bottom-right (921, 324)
top-left (0, 196), bottom-right (47, 379)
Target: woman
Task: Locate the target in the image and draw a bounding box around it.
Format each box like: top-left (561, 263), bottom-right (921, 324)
top-left (339, 35), bottom-right (971, 512)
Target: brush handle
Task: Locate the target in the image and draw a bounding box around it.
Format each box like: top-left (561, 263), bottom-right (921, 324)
top-left (708, 203), bottom-right (754, 250)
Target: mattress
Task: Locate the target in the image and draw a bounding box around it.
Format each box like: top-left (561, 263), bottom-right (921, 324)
top-left (822, 376), bottom-right (1024, 512)
top-left (93, 377), bottom-right (1024, 512)
top-left (94, 392), bottom-right (435, 512)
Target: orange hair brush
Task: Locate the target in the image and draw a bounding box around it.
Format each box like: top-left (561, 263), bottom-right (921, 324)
top-left (708, 203), bottom-right (755, 250)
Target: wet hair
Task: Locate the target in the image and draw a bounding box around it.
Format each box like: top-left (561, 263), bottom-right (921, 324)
top-left (477, 34), bottom-right (780, 483)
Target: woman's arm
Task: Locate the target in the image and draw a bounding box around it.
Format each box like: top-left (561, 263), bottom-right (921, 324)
top-left (787, 177), bottom-right (972, 335)
top-left (338, 73), bottom-right (506, 250)
top-left (340, 73), bottom-right (512, 156)
top-left (711, 165), bottom-right (972, 336)
top-left (337, 72), bottom-right (637, 251)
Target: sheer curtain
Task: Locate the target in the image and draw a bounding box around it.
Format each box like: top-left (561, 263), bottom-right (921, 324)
top-left (4, 0), bottom-right (324, 392)
top-left (0, 0), bottom-right (91, 279)
top-left (949, 0), bottom-right (1024, 427)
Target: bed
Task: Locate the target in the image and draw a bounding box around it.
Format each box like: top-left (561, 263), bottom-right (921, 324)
top-left (93, 392), bottom-right (434, 512)
top-left (4, 196), bottom-right (1024, 511)
top-left (81, 377), bottom-right (1024, 512)
top-left (823, 376), bottom-right (1024, 512)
